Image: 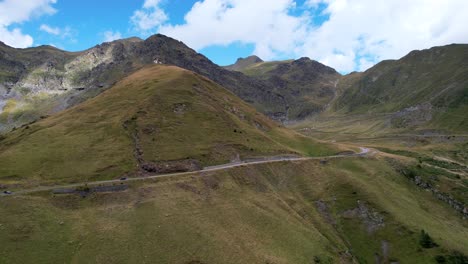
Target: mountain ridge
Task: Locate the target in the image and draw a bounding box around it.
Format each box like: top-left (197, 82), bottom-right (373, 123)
top-left (1, 35), bottom-right (467, 134)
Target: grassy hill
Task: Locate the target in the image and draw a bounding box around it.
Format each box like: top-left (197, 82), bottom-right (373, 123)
top-left (0, 156), bottom-right (466, 263)
top-left (327, 44), bottom-right (468, 133)
top-left (0, 65), bottom-right (339, 188)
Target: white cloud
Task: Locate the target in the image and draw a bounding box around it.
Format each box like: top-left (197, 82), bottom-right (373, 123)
top-left (158, 0), bottom-right (307, 60)
top-left (0, 27), bottom-right (33, 48)
top-left (143, 0), bottom-right (162, 9)
top-left (103, 30), bottom-right (122, 42)
top-left (299, 0), bottom-right (468, 72)
top-left (0, 0), bottom-right (57, 48)
top-left (305, 0), bottom-right (324, 8)
top-left (131, 0), bottom-right (168, 32)
top-left (137, 0), bottom-right (468, 72)
top-left (39, 24), bottom-right (77, 43)
top-left (40, 24), bottom-right (60, 35)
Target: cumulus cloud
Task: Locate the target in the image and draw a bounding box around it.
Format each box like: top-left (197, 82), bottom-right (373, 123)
top-left (0, 27), bottom-right (33, 48)
top-left (103, 30), bottom-right (122, 42)
top-left (159, 0), bottom-right (306, 60)
top-left (0, 0), bottom-right (57, 48)
top-left (135, 0), bottom-right (468, 72)
top-left (39, 24), bottom-right (60, 35)
top-left (299, 0), bottom-right (468, 72)
top-left (39, 24), bottom-right (76, 43)
top-left (131, 0), bottom-right (168, 32)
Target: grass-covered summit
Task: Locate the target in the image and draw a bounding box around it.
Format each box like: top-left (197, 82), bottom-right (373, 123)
top-left (0, 65), bottom-right (337, 187)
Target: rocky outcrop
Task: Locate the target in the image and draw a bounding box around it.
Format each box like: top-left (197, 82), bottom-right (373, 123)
top-left (315, 200), bottom-right (337, 226)
top-left (0, 38), bottom-right (142, 131)
top-left (387, 158), bottom-right (468, 218)
top-left (389, 103), bottom-right (433, 128)
top-left (224, 55), bottom-right (264, 71)
top-left (412, 176), bottom-right (468, 218)
top-left (342, 200), bottom-right (385, 233)
top-left (141, 159), bottom-right (202, 174)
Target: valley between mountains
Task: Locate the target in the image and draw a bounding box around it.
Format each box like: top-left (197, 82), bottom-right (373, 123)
top-left (0, 35), bottom-right (467, 264)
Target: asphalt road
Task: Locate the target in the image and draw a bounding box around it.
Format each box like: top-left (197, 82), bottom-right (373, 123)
top-left (1, 147), bottom-right (371, 197)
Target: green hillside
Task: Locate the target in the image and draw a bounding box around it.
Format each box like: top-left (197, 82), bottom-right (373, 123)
top-left (0, 157), bottom-right (466, 263)
top-left (333, 44), bottom-right (468, 132)
top-left (0, 65), bottom-right (338, 188)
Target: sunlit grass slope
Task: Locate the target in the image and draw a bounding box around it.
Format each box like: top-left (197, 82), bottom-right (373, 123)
top-left (0, 65), bottom-right (338, 187)
top-left (0, 157), bottom-right (466, 263)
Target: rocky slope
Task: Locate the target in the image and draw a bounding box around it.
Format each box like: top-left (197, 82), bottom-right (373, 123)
top-left (0, 38), bottom-right (143, 131)
top-left (226, 57), bottom-right (341, 122)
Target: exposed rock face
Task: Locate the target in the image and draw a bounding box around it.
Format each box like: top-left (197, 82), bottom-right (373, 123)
top-left (0, 38), bottom-right (141, 131)
top-left (342, 200), bottom-right (385, 233)
top-left (388, 158), bottom-right (468, 218)
top-left (141, 159), bottom-right (202, 174)
top-left (389, 103), bottom-right (433, 128)
top-left (413, 176), bottom-right (468, 218)
top-left (315, 200), bottom-right (337, 226)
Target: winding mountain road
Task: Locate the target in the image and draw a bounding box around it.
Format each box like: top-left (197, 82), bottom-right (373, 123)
top-left (1, 148), bottom-right (372, 197)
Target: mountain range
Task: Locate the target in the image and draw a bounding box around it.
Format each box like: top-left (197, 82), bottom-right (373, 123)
top-left (2, 35), bottom-right (466, 134)
top-left (0, 34), bottom-right (467, 263)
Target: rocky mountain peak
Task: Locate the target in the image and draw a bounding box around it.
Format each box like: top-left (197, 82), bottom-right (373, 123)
top-left (235, 55), bottom-right (263, 64)
top-left (224, 55), bottom-right (264, 71)
top-left (291, 57), bottom-right (339, 75)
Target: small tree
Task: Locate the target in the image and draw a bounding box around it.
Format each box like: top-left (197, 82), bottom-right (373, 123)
top-left (419, 229), bottom-right (438, 248)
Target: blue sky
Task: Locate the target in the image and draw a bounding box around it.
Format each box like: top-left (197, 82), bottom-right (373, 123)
top-left (17, 0), bottom-right (325, 65)
top-left (1, 0), bottom-right (467, 72)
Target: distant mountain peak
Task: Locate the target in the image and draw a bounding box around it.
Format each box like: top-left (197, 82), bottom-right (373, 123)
top-left (295, 57), bottom-right (312, 62)
top-left (225, 55), bottom-right (264, 71)
top-left (113, 37), bottom-right (143, 43)
top-left (235, 55), bottom-right (263, 64)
